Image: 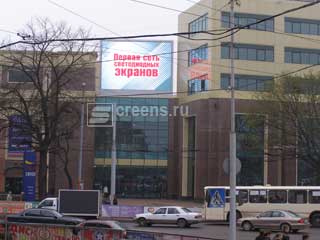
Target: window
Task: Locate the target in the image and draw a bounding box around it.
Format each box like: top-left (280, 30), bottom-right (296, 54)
top-left (41, 210), bottom-right (56, 218)
top-left (285, 48), bottom-right (320, 65)
top-left (189, 13), bottom-right (208, 37)
top-left (8, 69), bottom-right (34, 83)
top-left (285, 17), bottom-right (320, 36)
top-left (221, 43), bottom-right (274, 62)
top-left (226, 190), bottom-right (248, 203)
top-left (154, 208), bottom-right (167, 214)
top-left (188, 75), bottom-right (209, 95)
top-left (259, 211), bottom-right (272, 218)
top-left (249, 190), bottom-right (267, 203)
top-left (168, 208), bottom-right (180, 214)
top-left (38, 200), bottom-right (54, 208)
top-left (24, 209), bottom-right (41, 216)
top-left (181, 208), bottom-right (192, 213)
top-left (288, 190), bottom-right (307, 204)
top-left (188, 44), bottom-right (208, 65)
top-left (221, 12), bottom-right (274, 32)
top-left (309, 190), bottom-right (320, 203)
top-left (268, 190), bottom-right (287, 204)
top-left (272, 211), bottom-right (285, 218)
top-left (221, 74), bottom-right (273, 92)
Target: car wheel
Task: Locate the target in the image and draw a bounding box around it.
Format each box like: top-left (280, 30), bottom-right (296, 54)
top-left (177, 218), bottom-right (188, 228)
top-left (310, 213), bottom-right (320, 227)
top-left (137, 218), bottom-right (147, 227)
top-left (280, 223), bottom-right (291, 233)
top-left (241, 221), bottom-right (253, 231)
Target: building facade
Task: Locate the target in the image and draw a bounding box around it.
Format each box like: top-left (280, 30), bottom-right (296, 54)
top-left (176, 0), bottom-right (320, 199)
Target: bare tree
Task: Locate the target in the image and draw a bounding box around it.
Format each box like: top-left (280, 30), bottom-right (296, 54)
top-left (0, 18), bottom-right (96, 199)
top-left (255, 73), bottom-right (320, 185)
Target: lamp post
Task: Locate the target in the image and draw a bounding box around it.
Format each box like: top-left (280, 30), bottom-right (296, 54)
top-left (229, 1), bottom-right (237, 240)
top-left (78, 82), bottom-right (86, 190)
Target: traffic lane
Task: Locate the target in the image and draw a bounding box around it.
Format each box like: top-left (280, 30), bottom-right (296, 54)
top-left (123, 222), bottom-right (319, 240)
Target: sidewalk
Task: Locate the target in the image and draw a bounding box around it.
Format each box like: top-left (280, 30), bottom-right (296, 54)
top-left (117, 198), bottom-right (203, 208)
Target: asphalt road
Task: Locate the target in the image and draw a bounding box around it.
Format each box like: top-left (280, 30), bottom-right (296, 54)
top-left (123, 222), bottom-right (319, 240)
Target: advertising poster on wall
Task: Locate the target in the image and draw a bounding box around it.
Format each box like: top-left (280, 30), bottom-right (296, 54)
top-left (8, 115), bottom-right (32, 153)
top-left (23, 151), bottom-right (36, 201)
top-left (101, 40), bottom-right (173, 92)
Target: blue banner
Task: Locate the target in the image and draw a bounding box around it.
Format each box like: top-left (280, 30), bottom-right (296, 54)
top-left (23, 152), bottom-right (36, 201)
top-left (8, 115), bottom-right (32, 152)
top-left (207, 188), bottom-right (226, 208)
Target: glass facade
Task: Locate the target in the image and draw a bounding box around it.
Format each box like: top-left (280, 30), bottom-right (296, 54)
top-left (236, 114), bottom-right (265, 186)
top-left (188, 44), bottom-right (208, 66)
top-left (188, 13), bottom-right (208, 37)
top-left (188, 75), bottom-right (209, 95)
top-left (221, 43), bottom-right (274, 62)
top-left (94, 97), bottom-right (169, 198)
top-left (285, 17), bottom-right (320, 36)
top-left (221, 74), bottom-right (273, 91)
top-left (285, 47), bottom-right (320, 64)
top-left (222, 12), bottom-right (274, 32)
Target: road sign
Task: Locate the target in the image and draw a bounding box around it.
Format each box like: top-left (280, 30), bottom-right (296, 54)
top-left (207, 188), bottom-right (225, 208)
top-left (223, 158), bottom-right (241, 175)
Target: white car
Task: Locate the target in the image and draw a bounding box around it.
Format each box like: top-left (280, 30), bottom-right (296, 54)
top-left (134, 206), bottom-right (202, 228)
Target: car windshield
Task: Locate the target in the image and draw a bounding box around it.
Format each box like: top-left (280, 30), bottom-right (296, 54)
top-left (181, 208), bottom-right (192, 213)
top-left (285, 211), bottom-right (301, 218)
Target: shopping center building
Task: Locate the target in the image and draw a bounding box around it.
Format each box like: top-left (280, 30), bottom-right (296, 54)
top-left (176, 0), bottom-right (320, 199)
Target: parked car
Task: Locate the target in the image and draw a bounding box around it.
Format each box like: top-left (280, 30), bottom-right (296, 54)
top-left (76, 220), bottom-right (127, 238)
top-left (134, 206), bottom-right (202, 228)
top-left (6, 208), bottom-right (84, 225)
top-left (237, 210), bottom-right (310, 233)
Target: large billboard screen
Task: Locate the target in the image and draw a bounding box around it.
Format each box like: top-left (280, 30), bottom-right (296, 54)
top-left (101, 40), bottom-right (173, 91)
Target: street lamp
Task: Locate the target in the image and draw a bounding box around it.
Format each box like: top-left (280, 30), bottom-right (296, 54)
top-left (78, 82), bottom-right (86, 190)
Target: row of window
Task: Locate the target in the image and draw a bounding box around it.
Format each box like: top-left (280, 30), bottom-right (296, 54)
top-left (187, 75), bottom-right (209, 95)
top-left (285, 17), bottom-right (320, 36)
top-left (285, 48), bottom-right (320, 65)
top-left (188, 13), bottom-right (208, 37)
top-left (221, 12), bottom-right (274, 32)
top-left (221, 74), bottom-right (273, 92)
top-left (226, 189), bottom-right (320, 204)
top-left (188, 44), bottom-right (208, 66)
top-left (221, 43), bottom-right (274, 62)
top-left (189, 13), bottom-right (320, 37)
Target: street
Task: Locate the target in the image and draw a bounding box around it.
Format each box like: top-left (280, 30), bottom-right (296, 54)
top-left (123, 222), bottom-right (319, 240)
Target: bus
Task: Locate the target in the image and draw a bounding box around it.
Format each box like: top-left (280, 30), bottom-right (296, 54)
top-left (204, 186), bottom-right (320, 226)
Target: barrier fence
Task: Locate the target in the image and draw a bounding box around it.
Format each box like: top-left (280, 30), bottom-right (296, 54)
top-left (0, 222), bottom-right (220, 240)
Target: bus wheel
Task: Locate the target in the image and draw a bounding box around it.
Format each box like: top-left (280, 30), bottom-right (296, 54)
top-left (310, 213), bottom-right (320, 227)
top-left (280, 223), bottom-right (291, 233)
top-left (241, 221), bottom-right (253, 231)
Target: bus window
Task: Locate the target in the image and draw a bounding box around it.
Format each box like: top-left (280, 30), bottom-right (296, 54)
top-left (309, 190), bottom-right (320, 203)
top-left (249, 190), bottom-right (267, 203)
top-left (268, 190), bottom-right (287, 204)
top-left (288, 190), bottom-right (307, 204)
top-left (225, 190), bottom-right (248, 203)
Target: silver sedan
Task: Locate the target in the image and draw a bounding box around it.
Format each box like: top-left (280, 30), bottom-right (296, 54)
top-left (237, 210), bottom-right (310, 233)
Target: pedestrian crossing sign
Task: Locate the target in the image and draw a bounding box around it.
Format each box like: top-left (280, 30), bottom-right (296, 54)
top-left (207, 188), bottom-right (225, 208)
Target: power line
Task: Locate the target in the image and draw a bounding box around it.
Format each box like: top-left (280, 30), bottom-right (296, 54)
top-left (184, 0), bottom-right (220, 12)
top-left (48, 0), bottom-right (120, 37)
top-left (0, 28), bottom-right (17, 35)
top-left (132, 0), bottom-right (320, 44)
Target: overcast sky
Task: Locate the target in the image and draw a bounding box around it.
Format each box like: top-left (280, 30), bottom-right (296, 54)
top-left (0, 0), bottom-right (201, 41)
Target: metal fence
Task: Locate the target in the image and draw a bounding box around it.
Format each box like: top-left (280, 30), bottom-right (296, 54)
top-left (0, 221), bottom-right (221, 240)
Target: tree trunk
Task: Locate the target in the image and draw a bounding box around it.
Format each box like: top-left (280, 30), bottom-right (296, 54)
top-left (38, 150), bottom-right (48, 200)
top-left (64, 166), bottom-right (73, 189)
